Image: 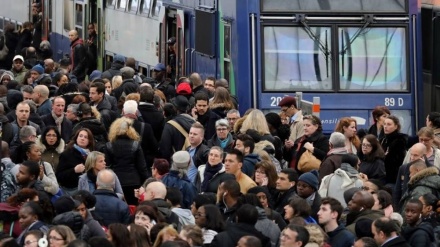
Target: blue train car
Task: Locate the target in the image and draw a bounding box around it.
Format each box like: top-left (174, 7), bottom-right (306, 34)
top-left (160, 0), bottom-right (423, 134)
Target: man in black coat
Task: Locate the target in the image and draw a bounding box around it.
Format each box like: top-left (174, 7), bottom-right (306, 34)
top-left (41, 96), bottom-right (72, 143)
top-left (371, 217), bottom-right (410, 247)
top-left (210, 204), bottom-right (271, 247)
top-left (190, 92), bottom-right (221, 141)
top-left (89, 82), bottom-right (117, 131)
top-left (68, 30), bottom-right (87, 82)
top-left (274, 168), bottom-right (298, 218)
top-left (138, 86), bottom-right (165, 142)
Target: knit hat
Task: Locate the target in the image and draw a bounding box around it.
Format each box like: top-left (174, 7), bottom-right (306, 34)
top-left (298, 170), bottom-right (319, 191)
top-left (176, 83), bottom-right (192, 95)
top-left (113, 54), bottom-right (125, 63)
top-left (172, 151), bottom-right (190, 169)
top-left (31, 64), bottom-right (44, 74)
top-left (89, 70), bottom-right (102, 81)
top-left (53, 196), bottom-right (81, 214)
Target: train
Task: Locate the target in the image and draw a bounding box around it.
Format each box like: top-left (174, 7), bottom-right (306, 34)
top-left (0, 0), bottom-right (437, 134)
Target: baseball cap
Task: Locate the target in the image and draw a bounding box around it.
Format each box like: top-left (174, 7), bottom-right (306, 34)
top-left (13, 55), bottom-right (24, 62)
top-left (153, 63), bottom-right (166, 72)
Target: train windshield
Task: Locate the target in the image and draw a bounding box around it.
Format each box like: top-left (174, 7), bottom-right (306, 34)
top-left (263, 26), bottom-right (333, 91)
top-left (339, 27), bottom-right (408, 91)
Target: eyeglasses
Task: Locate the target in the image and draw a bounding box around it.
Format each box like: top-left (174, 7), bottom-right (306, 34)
top-left (361, 143), bottom-right (372, 148)
top-left (24, 240), bottom-right (38, 246)
top-left (216, 128), bottom-right (228, 132)
top-left (48, 236), bottom-right (64, 241)
top-left (255, 170), bottom-right (265, 174)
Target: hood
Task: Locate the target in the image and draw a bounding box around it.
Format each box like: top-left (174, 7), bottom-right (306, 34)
top-left (0, 71), bottom-right (14, 82)
top-left (409, 167), bottom-right (440, 185)
top-left (202, 229), bottom-right (218, 244)
top-left (340, 163), bottom-right (359, 177)
top-left (403, 222), bottom-right (435, 242)
top-left (35, 135), bottom-right (65, 154)
top-left (172, 114), bottom-right (195, 132)
top-left (256, 207), bottom-right (268, 219)
top-left (244, 153), bottom-right (261, 164)
top-left (172, 208), bottom-right (195, 224)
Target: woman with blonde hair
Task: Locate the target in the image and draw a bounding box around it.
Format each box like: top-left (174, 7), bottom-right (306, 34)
top-left (112, 75), bottom-right (123, 90)
top-left (334, 117), bottom-right (360, 154)
top-left (153, 225), bottom-right (181, 247)
top-left (105, 117), bottom-right (148, 205)
top-left (209, 87), bottom-right (235, 118)
top-left (48, 225), bottom-right (76, 247)
top-left (78, 151), bottom-right (124, 196)
top-left (304, 224), bottom-right (328, 247)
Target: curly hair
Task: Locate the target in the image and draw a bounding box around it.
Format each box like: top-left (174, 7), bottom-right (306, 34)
top-left (335, 117), bottom-right (361, 150)
top-left (7, 188), bottom-right (38, 207)
top-left (108, 117), bottom-right (140, 142)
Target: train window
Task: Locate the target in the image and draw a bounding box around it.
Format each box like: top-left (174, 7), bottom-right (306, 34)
top-left (152, 0), bottom-right (162, 16)
top-left (0, 18), bottom-right (4, 32)
top-left (129, 0), bottom-right (139, 12)
top-left (107, 0), bottom-right (116, 6)
top-left (263, 26), bottom-right (333, 91)
top-left (119, 0), bottom-right (127, 9)
top-left (338, 27), bottom-right (407, 91)
top-left (75, 4), bottom-right (83, 26)
top-left (141, 0), bottom-right (151, 15)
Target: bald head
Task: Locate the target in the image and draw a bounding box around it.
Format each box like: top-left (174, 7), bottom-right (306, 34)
top-left (33, 85), bottom-right (49, 100)
top-left (146, 181), bottom-right (167, 199)
top-left (350, 191), bottom-right (375, 211)
top-left (410, 143), bottom-right (427, 162)
top-left (96, 169), bottom-right (116, 190)
top-left (68, 30), bottom-right (79, 42)
top-left (409, 159), bottom-right (427, 178)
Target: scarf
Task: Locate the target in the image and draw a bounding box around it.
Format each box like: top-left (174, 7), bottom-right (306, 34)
top-left (86, 169), bottom-right (97, 184)
top-left (51, 111), bottom-right (64, 134)
top-left (74, 144), bottom-right (90, 159)
top-left (201, 163), bottom-right (223, 192)
top-left (218, 133), bottom-right (232, 149)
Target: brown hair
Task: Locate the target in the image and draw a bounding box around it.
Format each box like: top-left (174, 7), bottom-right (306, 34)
top-left (67, 128), bottom-right (95, 150)
top-left (335, 117), bottom-right (361, 150)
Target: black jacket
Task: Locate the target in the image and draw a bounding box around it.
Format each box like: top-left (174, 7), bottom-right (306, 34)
top-left (187, 143), bottom-right (209, 168)
top-left (104, 137), bottom-right (148, 187)
top-left (138, 102), bottom-right (165, 142)
top-left (41, 114), bottom-right (73, 143)
top-left (72, 117), bottom-right (108, 143)
top-left (150, 199), bottom-right (180, 228)
top-left (210, 223), bottom-right (271, 247)
top-left (101, 61), bottom-right (123, 80)
top-left (56, 148), bottom-right (87, 188)
top-left (273, 187), bottom-right (296, 217)
top-left (289, 131), bottom-right (329, 174)
top-left (196, 109), bottom-right (221, 141)
top-left (70, 38), bottom-right (88, 82)
top-left (359, 158), bottom-right (386, 183)
top-left (93, 97), bottom-right (117, 131)
top-left (381, 236), bottom-right (410, 247)
top-left (0, 115), bottom-right (14, 144)
top-left (402, 222), bottom-right (435, 247)
top-left (132, 118), bottom-right (158, 171)
top-left (112, 78), bottom-right (139, 101)
top-left (380, 131), bottom-right (407, 184)
top-left (159, 114), bottom-right (195, 161)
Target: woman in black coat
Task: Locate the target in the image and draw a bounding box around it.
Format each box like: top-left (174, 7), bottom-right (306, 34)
top-left (380, 115), bottom-right (407, 185)
top-left (56, 128), bottom-right (95, 196)
top-left (104, 117), bottom-right (148, 205)
top-left (359, 134), bottom-right (386, 183)
top-left (287, 115), bottom-right (329, 175)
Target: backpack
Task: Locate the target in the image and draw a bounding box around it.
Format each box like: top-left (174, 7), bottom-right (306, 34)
top-left (168, 120), bottom-right (191, 151)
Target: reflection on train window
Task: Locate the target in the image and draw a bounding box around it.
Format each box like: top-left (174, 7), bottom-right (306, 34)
top-left (152, 0), bottom-right (162, 16)
top-left (129, 0), bottom-right (139, 12)
top-left (141, 0), bottom-right (151, 15)
top-left (263, 26), bottom-right (333, 91)
top-left (119, 0), bottom-right (127, 9)
top-left (339, 27), bottom-right (407, 91)
top-left (75, 4), bottom-right (83, 26)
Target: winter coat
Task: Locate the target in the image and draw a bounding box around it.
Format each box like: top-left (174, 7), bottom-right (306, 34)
top-left (210, 223), bottom-right (271, 247)
top-left (255, 207), bottom-right (281, 247)
top-left (83, 210), bottom-right (106, 238)
top-left (16, 221), bottom-right (48, 246)
top-left (78, 170), bottom-right (124, 197)
top-left (380, 130), bottom-right (407, 183)
top-left (0, 115), bottom-right (14, 144)
top-left (187, 143), bottom-right (209, 169)
top-left (319, 163), bottom-right (364, 208)
top-left (358, 158), bottom-right (386, 183)
top-left (35, 136), bottom-right (65, 171)
top-left (288, 110), bottom-right (304, 143)
top-left (172, 207), bottom-right (195, 226)
top-left (37, 99), bottom-right (52, 116)
top-left (399, 167), bottom-right (440, 213)
top-left (93, 189), bottom-right (130, 227)
top-left (104, 138), bottom-right (148, 187)
top-left (41, 114), bottom-right (73, 143)
top-left (159, 114), bottom-right (195, 161)
top-left (0, 158), bottom-right (17, 203)
top-left (56, 147), bottom-right (87, 189)
top-left (15, 29), bottom-right (32, 54)
top-left (150, 198), bottom-right (181, 228)
top-left (197, 109), bottom-right (222, 141)
top-left (242, 153), bottom-right (261, 178)
top-left (202, 228), bottom-right (218, 245)
top-left (318, 148), bottom-right (348, 181)
top-left (326, 225), bottom-right (355, 247)
top-left (39, 161), bottom-right (59, 195)
top-left (196, 164), bottom-right (235, 193)
top-left (368, 124), bottom-right (386, 140)
top-left (161, 171), bottom-right (197, 209)
top-left (101, 61), bottom-right (123, 80)
top-left (131, 119), bottom-right (158, 171)
top-left (402, 222), bottom-right (435, 247)
top-left (207, 133), bottom-right (235, 153)
top-left (138, 102), bottom-right (165, 142)
top-left (237, 173), bottom-right (257, 194)
top-left (112, 78), bottom-right (139, 101)
top-left (382, 236), bottom-right (411, 247)
top-left (346, 209), bottom-right (384, 235)
top-left (289, 130), bottom-right (329, 174)
top-left (70, 38), bottom-right (88, 81)
top-left (273, 187), bottom-right (296, 217)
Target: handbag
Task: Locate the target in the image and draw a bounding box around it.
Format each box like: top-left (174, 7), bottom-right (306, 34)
top-left (297, 150), bottom-right (321, 172)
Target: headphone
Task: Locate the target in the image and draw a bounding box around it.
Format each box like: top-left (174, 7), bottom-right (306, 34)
top-left (38, 234), bottom-right (48, 247)
top-left (76, 102), bottom-right (84, 117)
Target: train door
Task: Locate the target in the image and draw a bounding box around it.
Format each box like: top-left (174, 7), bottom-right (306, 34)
top-left (159, 7), bottom-right (185, 80)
